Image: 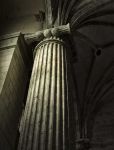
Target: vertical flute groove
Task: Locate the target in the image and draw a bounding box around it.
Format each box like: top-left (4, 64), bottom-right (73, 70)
top-left (65, 47), bottom-right (70, 148)
top-left (55, 43), bottom-right (61, 150)
top-left (47, 42), bottom-right (56, 150)
top-left (18, 47), bottom-right (42, 150)
top-left (27, 44), bottom-right (47, 150)
top-left (61, 45), bottom-right (65, 150)
top-left (23, 46), bottom-right (44, 150)
top-left (32, 44), bottom-right (48, 150)
top-left (39, 43), bottom-right (53, 150)
top-left (34, 43), bottom-right (49, 149)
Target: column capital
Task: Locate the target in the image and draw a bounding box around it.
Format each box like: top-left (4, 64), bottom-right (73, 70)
top-left (33, 37), bottom-right (67, 57)
top-left (24, 23), bottom-right (71, 45)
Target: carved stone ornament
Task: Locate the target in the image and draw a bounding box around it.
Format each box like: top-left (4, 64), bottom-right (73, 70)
top-left (24, 23), bottom-right (70, 44)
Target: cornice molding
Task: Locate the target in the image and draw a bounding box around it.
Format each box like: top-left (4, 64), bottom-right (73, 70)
top-left (0, 32), bottom-right (21, 41)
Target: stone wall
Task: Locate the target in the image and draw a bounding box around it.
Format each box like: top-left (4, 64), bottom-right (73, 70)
top-left (0, 33), bottom-right (31, 150)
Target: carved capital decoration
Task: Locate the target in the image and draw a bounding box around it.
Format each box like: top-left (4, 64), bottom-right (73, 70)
top-left (24, 23), bottom-right (70, 45)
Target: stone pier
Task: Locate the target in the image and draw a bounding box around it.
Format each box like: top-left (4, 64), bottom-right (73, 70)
top-left (18, 30), bottom-right (72, 149)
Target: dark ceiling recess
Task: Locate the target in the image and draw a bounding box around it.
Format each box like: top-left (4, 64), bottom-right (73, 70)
top-left (34, 11), bottom-right (45, 22)
top-left (96, 48), bottom-right (102, 56)
top-left (0, 0), bottom-right (45, 19)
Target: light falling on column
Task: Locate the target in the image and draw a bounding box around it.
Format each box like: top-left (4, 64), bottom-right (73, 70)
top-left (18, 37), bottom-right (71, 150)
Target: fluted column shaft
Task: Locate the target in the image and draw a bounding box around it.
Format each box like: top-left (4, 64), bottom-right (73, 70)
top-left (18, 37), bottom-right (70, 150)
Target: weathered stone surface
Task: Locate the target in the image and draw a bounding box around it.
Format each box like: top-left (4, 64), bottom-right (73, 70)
top-left (0, 33), bottom-right (30, 150)
top-left (18, 36), bottom-right (75, 150)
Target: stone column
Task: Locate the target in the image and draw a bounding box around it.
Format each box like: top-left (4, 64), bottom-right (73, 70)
top-left (18, 36), bottom-right (71, 150)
